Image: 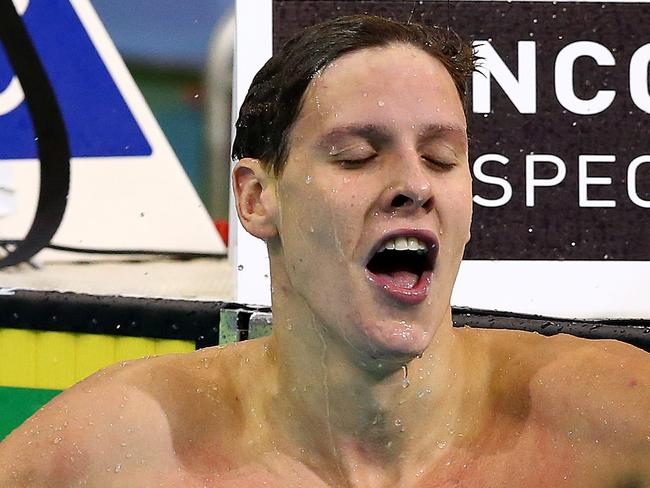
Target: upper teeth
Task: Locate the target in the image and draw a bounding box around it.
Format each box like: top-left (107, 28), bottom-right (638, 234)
top-left (378, 236), bottom-right (428, 254)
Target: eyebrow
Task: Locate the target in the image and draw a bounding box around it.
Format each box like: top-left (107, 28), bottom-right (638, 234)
top-left (315, 124), bottom-right (391, 153)
top-left (418, 123), bottom-right (467, 140)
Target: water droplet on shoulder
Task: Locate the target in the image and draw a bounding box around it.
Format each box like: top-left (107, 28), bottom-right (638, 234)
top-left (417, 388), bottom-right (432, 399)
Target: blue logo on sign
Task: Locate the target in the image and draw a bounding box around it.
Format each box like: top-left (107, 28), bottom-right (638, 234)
top-left (0, 0), bottom-right (152, 159)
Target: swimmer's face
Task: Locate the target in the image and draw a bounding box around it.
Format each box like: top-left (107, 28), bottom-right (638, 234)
top-left (272, 44), bottom-right (472, 362)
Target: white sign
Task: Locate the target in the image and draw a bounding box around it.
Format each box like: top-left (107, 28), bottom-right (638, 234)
top-left (0, 0), bottom-right (225, 261)
top-left (232, 0), bottom-right (648, 319)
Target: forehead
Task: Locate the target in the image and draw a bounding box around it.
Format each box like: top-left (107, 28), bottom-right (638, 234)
top-left (290, 43), bottom-right (466, 144)
top-left (315, 43), bottom-right (450, 89)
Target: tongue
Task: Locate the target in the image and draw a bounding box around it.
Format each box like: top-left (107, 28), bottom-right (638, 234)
top-left (387, 270), bottom-right (419, 289)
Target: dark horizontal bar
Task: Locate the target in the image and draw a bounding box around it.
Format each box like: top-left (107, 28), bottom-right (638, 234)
top-left (0, 290), bottom-right (647, 352)
top-left (454, 308), bottom-right (650, 352)
top-left (0, 289), bottom-right (230, 347)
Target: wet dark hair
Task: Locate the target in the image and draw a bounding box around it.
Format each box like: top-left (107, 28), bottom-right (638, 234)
top-left (232, 14), bottom-right (476, 175)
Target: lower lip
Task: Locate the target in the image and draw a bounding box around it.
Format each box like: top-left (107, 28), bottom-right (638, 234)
top-left (365, 269), bottom-right (433, 305)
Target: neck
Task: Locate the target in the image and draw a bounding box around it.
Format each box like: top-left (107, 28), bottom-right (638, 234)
top-left (264, 289), bottom-right (490, 487)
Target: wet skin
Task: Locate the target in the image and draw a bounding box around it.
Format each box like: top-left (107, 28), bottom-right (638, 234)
top-left (1, 44), bottom-right (649, 487)
top-left (266, 44), bottom-right (473, 365)
top-left (1, 331), bottom-right (648, 487)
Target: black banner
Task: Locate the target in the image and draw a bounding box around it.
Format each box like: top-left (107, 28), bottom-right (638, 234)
top-left (273, 1), bottom-right (650, 260)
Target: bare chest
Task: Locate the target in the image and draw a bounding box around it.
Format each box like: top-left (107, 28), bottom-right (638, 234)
top-left (418, 422), bottom-right (643, 488)
top-left (81, 423), bottom-right (640, 488)
top-left (76, 453), bottom-right (328, 488)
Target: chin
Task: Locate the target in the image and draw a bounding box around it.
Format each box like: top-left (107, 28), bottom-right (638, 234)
top-left (358, 317), bottom-right (432, 364)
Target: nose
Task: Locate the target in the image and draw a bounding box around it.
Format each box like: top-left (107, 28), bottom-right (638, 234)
top-left (379, 159), bottom-right (434, 214)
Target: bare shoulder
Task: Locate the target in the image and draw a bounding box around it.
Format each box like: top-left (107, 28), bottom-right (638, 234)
top-left (0, 340), bottom-right (267, 486)
top-left (0, 355), bottom-right (165, 485)
top-left (459, 324), bottom-right (649, 382)
top-left (531, 334), bottom-right (650, 480)
top-left (513, 332), bottom-right (650, 468)
top-left (527, 332), bottom-right (650, 414)
top-left (461, 327), bottom-right (650, 482)
top-left (471, 327), bottom-right (649, 424)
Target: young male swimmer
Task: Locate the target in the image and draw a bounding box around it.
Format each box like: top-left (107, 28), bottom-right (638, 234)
top-left (1, 15), bottom-right (649, 488)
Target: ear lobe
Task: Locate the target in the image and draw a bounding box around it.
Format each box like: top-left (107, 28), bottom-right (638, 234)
top-left (232, 158), bottom-right (278, 240)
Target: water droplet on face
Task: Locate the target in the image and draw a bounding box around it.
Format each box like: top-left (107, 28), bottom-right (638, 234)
top-left (53, 436), bottom-right (62, 444)
top-left (401, 364), bottom-right (410, 388)
top-left (114, 464), bottom-right (122, 473)
top-left (436, 440), bottom-right (447, 449)
top-left (377, 100), bottom-right (385, 107)
top-left (305, 175), bottom-right (312, 184)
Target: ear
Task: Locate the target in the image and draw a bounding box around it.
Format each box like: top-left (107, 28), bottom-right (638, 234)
top-left (232, 158), bottom-right (279, 240)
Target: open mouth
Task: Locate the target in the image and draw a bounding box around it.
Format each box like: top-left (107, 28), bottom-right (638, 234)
top-left (365, 231), bottom-right (437, 304)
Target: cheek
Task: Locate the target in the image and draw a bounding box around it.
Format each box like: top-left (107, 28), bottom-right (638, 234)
top-left (277, 165), bottom-right (371, 257)
top-left (278, 182), bottom-right (337, 250)
top-left (441, 181), bottom-right (473, 239)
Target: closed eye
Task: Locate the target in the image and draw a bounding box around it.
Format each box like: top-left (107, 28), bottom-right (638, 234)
top-left (338, 154), bottom-right (377, 168)
top-left (422, 156), bottom-right (455, 171)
